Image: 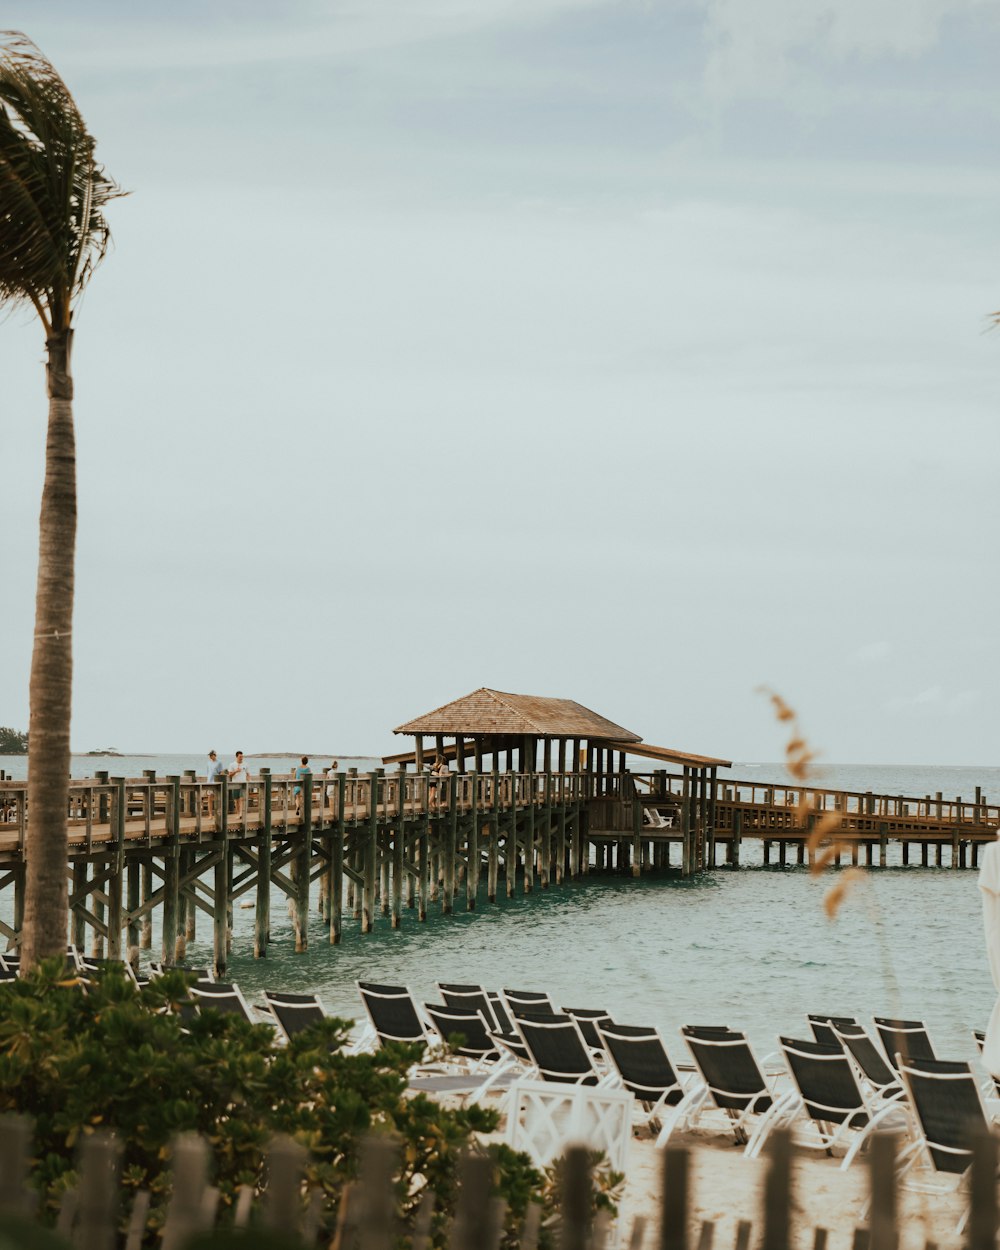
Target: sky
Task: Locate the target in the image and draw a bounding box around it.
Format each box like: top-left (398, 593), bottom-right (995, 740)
top-left (0, 0), bottom-right (998, 764)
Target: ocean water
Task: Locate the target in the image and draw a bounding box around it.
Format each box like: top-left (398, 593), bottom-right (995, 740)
top-left (2, 757), bottom-right (999, 1064)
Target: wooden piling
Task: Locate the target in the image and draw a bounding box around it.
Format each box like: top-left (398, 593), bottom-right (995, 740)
top-left (255, 771), bottom-right (272, 959)
top-left (468, 772), bottom-right (479, 910)
top-left (362, 772), bottom-right (378, 933)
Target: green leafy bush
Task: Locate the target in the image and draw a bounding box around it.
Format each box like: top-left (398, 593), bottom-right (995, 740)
top-left (0, 961), bottom-right (551, 1246)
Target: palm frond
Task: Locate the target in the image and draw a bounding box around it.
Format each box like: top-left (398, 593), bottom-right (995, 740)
top-left (0, 31), bottom-right (123, 331)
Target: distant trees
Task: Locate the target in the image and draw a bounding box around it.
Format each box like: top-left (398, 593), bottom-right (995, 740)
top-left (0, 33), bottom-right (122, 966)
top-left (0, 727), bottom-right (28, 753)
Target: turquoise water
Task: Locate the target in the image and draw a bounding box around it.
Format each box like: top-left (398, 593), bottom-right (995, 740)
top-left (3, 757), bottom-right (998, 1064)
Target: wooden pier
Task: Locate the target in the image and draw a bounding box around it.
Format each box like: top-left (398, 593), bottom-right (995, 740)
top-left (0, 763), bottom-right (996, 974)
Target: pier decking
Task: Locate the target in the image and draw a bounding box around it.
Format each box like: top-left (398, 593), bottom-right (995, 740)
top-left (0, 765), bottom-right (996, 974)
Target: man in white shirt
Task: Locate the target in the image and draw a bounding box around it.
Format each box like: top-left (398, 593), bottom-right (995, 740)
top-left (229, 750), bottom-right (249, 818)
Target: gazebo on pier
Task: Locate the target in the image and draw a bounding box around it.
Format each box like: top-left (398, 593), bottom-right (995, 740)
top-left (384, 686), bottom-right (642, 774)
top-left (383, 687), bottom-right (732, 874)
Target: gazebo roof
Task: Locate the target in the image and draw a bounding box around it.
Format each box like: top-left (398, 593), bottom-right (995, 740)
top-left (393, 687), bottom-right (642, 742)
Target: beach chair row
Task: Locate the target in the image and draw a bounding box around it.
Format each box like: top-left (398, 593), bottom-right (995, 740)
top-left (0, 949), bottom-right (334, 1046)
top-left (355, 981), bottom-right (999, 1230)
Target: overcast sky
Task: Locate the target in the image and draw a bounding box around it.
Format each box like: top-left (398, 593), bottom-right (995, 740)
top-left (1, 0), bottom-right (998, 764)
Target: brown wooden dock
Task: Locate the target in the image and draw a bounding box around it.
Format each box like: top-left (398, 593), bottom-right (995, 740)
top-left (1, 762), bottom-right (996, 975)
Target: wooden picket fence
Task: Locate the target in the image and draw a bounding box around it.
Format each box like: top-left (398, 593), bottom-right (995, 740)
top-left (0, 1116), bottom-right (996, 1249)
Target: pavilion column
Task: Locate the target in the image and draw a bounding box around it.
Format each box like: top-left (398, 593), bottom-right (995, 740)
top-left (415, 737), bottom-right (425, 769)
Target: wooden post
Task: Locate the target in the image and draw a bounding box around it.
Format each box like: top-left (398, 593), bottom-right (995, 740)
top-left (879, 823), bottom-right (888, 868)
top-left (140, 861), bottom-right (153, 949)
top-left (255, 770), bottom-right (272, 958)
top-left (680, 768), bottom-right (692, 877)
top-left (468, 771), bottom-right (479, 910)
top-left (330, 772), bottom-right (345, 942)
top-left (442, 771), bottom-right (457, 914)
top-left (126, 856), bottom-right (140, 969)
top-left (213, 843), bottom-right (228, 979)
top-left (72, 861), bottom-right (87, 951)
top-left (631, 785), bottom-right (642, 878)
top-left (392, 767), bottom-right (405, 928)
top-left (415, 736), bottom-right (424, 770)
top-left (417, 811), bottom-right (429, 923)
top-left (488, 769), bottom-right (500, 902)
top-left (107, 777), bottom-right (126, 960)
top-left (162, 777), bottom-right (182, 966)
top-left (363, 772), bottom-right (378, 932)
top-left (731, 809), bottom-right (742, 869)
top-left (525, 770), bottom-right (537, 891)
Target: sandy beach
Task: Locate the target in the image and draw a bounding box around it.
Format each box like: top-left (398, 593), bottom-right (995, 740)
top-left (436, 1089), bottom-right (968, 1250)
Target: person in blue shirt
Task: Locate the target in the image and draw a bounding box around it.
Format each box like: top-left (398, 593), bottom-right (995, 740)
top-left (294, 755), bottom-right (312, 816)
top-left (206, 750), bottom-right (225, 816)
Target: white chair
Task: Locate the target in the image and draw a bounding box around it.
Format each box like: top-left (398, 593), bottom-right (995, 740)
top-left (505, 1077), bottom-right (634, 1171)
top-left (643, 807), bottom-right (674, 829)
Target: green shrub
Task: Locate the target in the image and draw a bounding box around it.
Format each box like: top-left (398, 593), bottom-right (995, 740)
top-left (0, 961), bottom-right (551, 1246)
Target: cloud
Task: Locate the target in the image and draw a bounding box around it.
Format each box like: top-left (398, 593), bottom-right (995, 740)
top-left (849, 640), bottom-right (892, 664)
top-left (699, 0), bottom-right (991, 98)
top-left (885, 686), bottom-right (984, 715)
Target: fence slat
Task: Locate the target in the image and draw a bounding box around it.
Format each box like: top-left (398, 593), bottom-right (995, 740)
top-left (660, 1144), bottom-right (688, 1250)
top-left (123, 1191), bottom-right (151, 1250)
top-left (161, 1133), bottom-right (210, 1250)
top-left (734, 1220), bottom-right (752, 1250)
top-left (0, 1113), bottom-right (34, 1217)
top-left (73, 1131), bottom-right (121, 1250)
top-left (868, 1133), bottom-right (896, 1250)
top-left (761, 1130), bottom-right (792, 1250)
top-left (356, 1135), bottom-right (398, 1250)
top-left (449, 1152), bottom-right (495, 1250)
top-left (263, 1134), bottom-right (308, 1236)
top-left (560, 1145), bottom-right (592, 1250)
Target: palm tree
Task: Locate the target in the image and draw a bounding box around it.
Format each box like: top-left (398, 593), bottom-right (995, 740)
top-left (0, 32), bottom-right (121, 966)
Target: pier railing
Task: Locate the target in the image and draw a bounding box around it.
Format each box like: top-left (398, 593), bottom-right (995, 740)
top-left (0, 769), bottom-right (593, 855)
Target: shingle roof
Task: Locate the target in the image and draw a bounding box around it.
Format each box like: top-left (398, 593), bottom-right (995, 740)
top-left (605, 740), bottom-right (732, 769)
top-left (393, 687), bottom-right (642, 742)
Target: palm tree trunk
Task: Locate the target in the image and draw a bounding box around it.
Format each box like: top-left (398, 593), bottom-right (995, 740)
top-left (21, 329), bottom-right (75, 968)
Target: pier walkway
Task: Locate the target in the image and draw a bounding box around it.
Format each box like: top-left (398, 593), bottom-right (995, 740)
top-left (1, 766), bottom-right (996, 973)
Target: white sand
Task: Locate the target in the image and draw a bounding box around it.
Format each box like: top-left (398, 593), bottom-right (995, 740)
top-left (617, 1123), bottom-right (962, 1250)
top-left (436, 1088), bottom-right (967, 1250)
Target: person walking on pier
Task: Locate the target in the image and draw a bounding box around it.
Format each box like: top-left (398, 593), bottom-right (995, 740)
top-left (229, 750), bottom-right (249, 818)
top-left (430, 754), bottom-right (450, 810)
top-left (294, 756), bottom-right (311, 816)
top-left (206, 749), bottom-right (225, 816)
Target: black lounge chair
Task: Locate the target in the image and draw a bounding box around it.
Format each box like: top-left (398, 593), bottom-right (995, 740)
top-left (0, 967), bottom-right (16, 982)
top-left (0, 953), bottom-right (17, 973)
top-left (424, 1003), bottom-right (498, 1062)
top-left (439, 983), bottom-right (502, 1032)
top-left (503, 988), bottom-right (554, 1014)
top-left (357, 981), bottom-right (427, 1051)
top-left (832, 1022), bottom-right (902, 1098)
top-left (189, 981), bottom-right (256, 1024)
top-left (150, 963), bottom-right (215, 984)
top-left (488, 990), bottom-right (514, 1034)
top-left (515, 1012), bottom-right (602, 1086)
top-left (599, 1022), bottom-right (702, 1144)
top-left (563, 1007), bottom-right (615, 1053)
top-left (681, 1025), bottom-right (783, 1148)
top-left (263, 990), bottom-right (327, 1042)
top-left (894, 1054), bottom-right (999, 1231)
top-left (78, 955), bottom-right (142, 987)
top-left (807, 1014), bottom-right (859, 1047)
top-left (874, 1017), bottom-right (936, 1069)
top-left (765, 1036), bottom-right (908, 1167)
